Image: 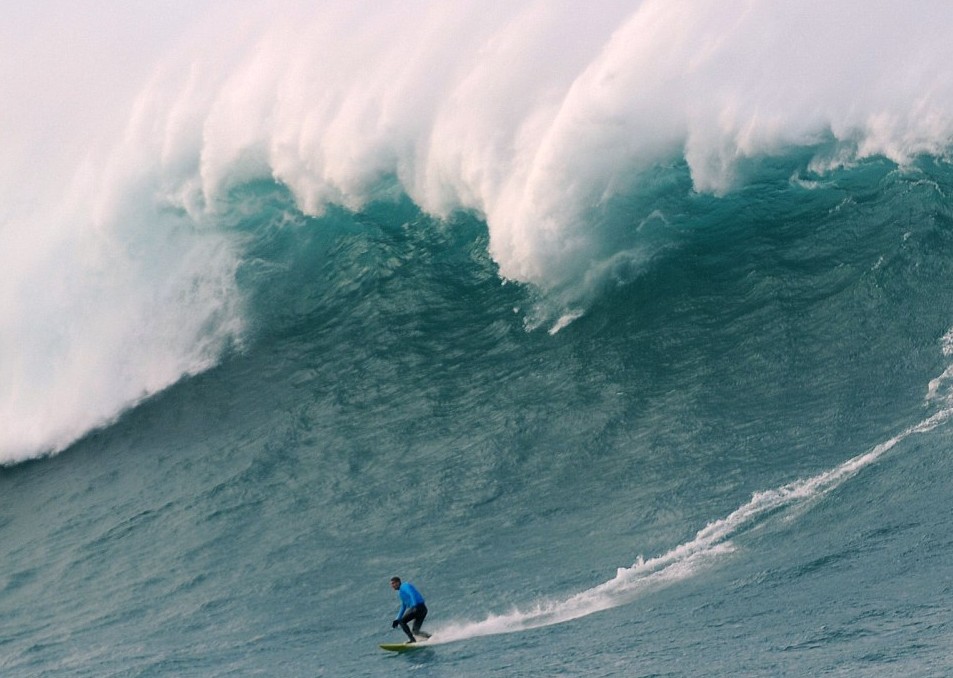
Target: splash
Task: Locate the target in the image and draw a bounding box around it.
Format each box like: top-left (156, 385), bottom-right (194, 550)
top-left (5, 1), bottom-right (953, 460)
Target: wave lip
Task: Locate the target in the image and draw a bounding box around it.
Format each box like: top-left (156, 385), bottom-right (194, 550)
top-left (6, 1), bottom-right (953, 461)
top-left (65, 1), bottom-right (953, 295)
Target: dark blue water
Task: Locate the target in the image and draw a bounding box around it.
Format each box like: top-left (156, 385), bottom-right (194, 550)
top-left (4, 153), bottom-right (953, 676)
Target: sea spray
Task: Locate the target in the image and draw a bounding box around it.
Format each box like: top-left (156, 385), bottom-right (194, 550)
top-left (5, 0), bottom-right (953, 463)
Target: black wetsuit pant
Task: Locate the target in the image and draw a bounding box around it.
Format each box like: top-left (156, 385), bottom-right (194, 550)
top-left (398, 604), bottom-right (428, 642)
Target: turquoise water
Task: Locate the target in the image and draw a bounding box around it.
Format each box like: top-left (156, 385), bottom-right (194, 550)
top-left (4, 4), bottom-right (953, 675)
top-left (5, 157), bottom-right (953, 675)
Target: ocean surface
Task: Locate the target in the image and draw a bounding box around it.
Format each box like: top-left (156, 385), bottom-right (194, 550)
top-left (4, 2), bottom-right (953, 676)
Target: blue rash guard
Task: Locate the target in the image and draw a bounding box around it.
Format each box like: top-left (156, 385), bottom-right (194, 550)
top-left (395, 582), bottom-right (426, 620)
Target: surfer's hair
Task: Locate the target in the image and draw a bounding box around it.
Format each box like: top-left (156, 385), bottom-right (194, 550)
top-left (390, 577), bottom-right (401, 585)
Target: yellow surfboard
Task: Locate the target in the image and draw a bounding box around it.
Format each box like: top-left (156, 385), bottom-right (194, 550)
top-left (379, 637), bottom-right (432, 652)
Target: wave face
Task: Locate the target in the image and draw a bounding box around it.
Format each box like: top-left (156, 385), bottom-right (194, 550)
top-left (4, 3), bottom-right (953, 676)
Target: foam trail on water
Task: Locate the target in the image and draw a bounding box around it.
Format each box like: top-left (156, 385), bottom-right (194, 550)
top-left (434, 367), bottom-right (953, 643)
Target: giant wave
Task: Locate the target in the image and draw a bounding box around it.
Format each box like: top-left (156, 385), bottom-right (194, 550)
top-left (4, 0), bottom-right (953, 462)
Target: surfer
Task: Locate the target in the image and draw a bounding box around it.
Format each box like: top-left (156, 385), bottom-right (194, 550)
top-left (390, 576), bottom-right (430, 642)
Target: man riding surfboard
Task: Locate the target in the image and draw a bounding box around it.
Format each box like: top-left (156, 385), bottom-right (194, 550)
top-left (389, 577), bottom-right (430, 643)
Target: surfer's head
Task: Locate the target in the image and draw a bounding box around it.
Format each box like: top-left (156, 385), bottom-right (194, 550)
top-left (390, 577), bottom-right (401, 590)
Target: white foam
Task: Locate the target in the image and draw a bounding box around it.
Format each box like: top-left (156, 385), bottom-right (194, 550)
top-left (5, 1), bottom-right (953, 459)
top-left (548, 310), bottom-right (585, 335)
